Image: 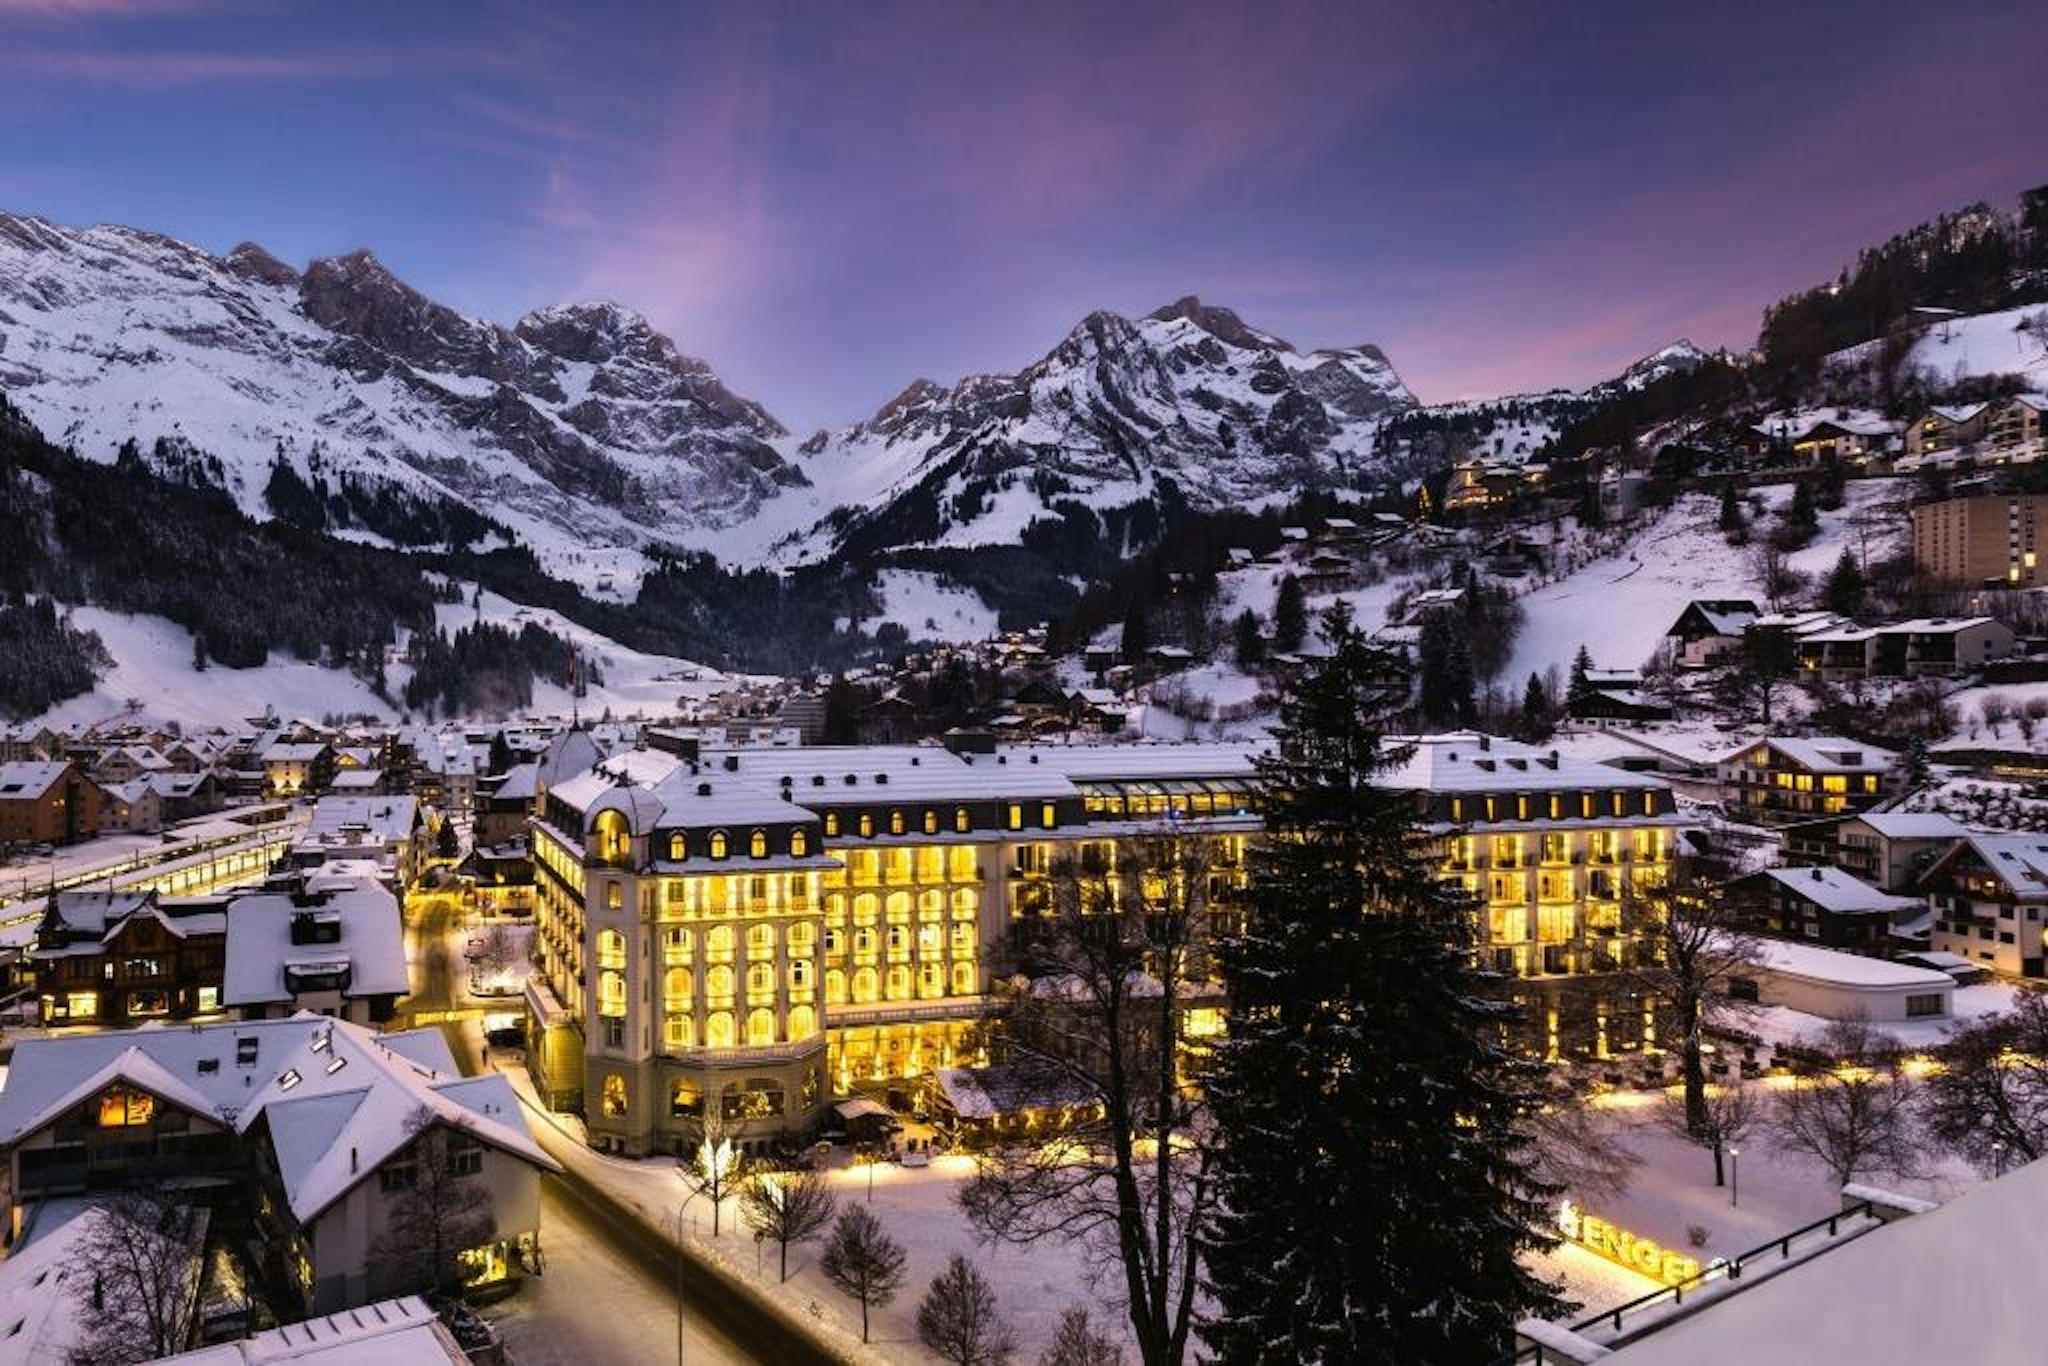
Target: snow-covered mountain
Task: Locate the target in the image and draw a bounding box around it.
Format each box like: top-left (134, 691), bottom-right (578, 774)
top-left (0, 212), bottom-right (805, 568)
top-left (768, 295), bottom-right (1418, 560)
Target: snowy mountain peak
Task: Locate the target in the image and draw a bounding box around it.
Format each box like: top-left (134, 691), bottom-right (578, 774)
top-left (0, 209), bottom-right (805, 566)
top-left (1611, 338), bottom-right (1712, 392)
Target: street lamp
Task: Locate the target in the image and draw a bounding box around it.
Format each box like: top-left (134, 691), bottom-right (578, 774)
top-left (1729, 1146), bottom-right (1741, 1208)
top-left (1993, 1141), bottom-right (2007, 1177)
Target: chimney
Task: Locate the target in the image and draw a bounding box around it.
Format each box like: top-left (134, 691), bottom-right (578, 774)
top-left (351, 1146), bottom-right (358, 1173)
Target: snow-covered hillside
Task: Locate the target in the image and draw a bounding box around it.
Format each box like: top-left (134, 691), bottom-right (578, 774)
top-left (37, 587), bottom-right (733, 731)
top-left (0, 212), bottom-right (803, 585)
top-left (1826, 304), bottom-right (2048, 388)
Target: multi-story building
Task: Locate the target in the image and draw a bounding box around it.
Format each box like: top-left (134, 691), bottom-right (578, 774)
top-left (1984, 393), bottom-right (2047, 463)
top-left (1923, 833), bottom-right (2048, 977)
top-left (1905, 402), bottom-right (1991, 459)
top-left (1724, 864), bottom-right (1919, 952)
top-left (1911, 493), bottom-right (2048, 588)
top-left (1714, 737), bottom-right (1897, 823)
top-left (0, 760), bottom-right (104, 846)
top-left (525, 733), bottom-right (1689, 1154)
top-left (31, 890), bottom-right (229, 1025)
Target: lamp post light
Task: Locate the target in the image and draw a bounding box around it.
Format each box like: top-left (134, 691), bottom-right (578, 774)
top-left (1729, 1146), bottom-right (1741, 1208)
top-left (1994, 1141), bottom-right (2008, 1177)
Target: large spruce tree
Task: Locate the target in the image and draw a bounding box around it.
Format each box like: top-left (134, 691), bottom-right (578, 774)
top-left (1201, 603), bottom-right (1562, 1363)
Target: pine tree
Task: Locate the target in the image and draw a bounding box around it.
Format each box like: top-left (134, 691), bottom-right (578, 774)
top-left (1272, 574), bottom-right (1307, 653)
top-left (1823, 547), bottom-right (1866, 617)
top-left (1520, 671), bottom-right (1553, 741)
top-left (1201, 603), bottom-right (1562, 1363)
top-left (1231, 609), bottom-right (1264, 669)
top-left (1566, 644), bottom-right (1594, 712)
top-left (1119, 602), bottom-right (1151, 663)
top-left (1783, 478), bottom-right (1819, 545)
top-left (1717, 479), bottom-right (1745, 535)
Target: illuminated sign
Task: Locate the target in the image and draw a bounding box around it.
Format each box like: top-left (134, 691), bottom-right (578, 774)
top-left (1557, 1200), bottom-right (1700, 1286)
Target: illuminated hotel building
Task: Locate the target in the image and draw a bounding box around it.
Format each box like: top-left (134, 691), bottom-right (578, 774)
top-left (525, 733), bottom-right (1686, 1155)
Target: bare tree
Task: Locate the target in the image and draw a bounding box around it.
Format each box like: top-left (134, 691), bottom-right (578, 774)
top-left (1623, 852), bottom-right (1762, 1137)
top-left (66, 1193), bottom-right (205, 1365)
top-left (738, 1163), bottom-right (837, 1282)
top-left (819, 1203), bottom-right (907, 1343)
top-left (1920, 990), bottom-right (2048, 1173)
top-left (1524, 1070), bottom-right (1641, 1203)
top-left (1979, 693), bottom-right (2014, 738)
top-left (917, 1254), bottom-right (1017, 1366)
top-left (1750, 542), bottom-right (1805, 612)
top-left (1039, 1306), bottom-right (1125, 1366)
top-left (370, 1107), bottom-right (496, 1300)
top-left (682, 1123), bottom-right (741, 1237)
top-left (1772, 1016), bottom-right (1920, 1188)
top-left (958, 833), bottom-right (1223, 1366)
top-left (1661, 1080), bottom-right (1762, 1188)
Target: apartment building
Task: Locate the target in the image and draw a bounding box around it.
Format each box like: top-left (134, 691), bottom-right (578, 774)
top-left (1905, 402), bottom-right (1991, 459)
top-left (525, 734), bottom-right (1690, 1154)
top-left (1922, 833), bottom-right (2048, 977)
top-left (1714, 737), bottom-right (1897, 822)
top-left (1911, 492), bottom-right (2048, 588)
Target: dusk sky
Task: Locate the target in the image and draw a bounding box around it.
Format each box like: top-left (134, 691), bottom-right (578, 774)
top-left (3, 0), bottom-right (2043, 433)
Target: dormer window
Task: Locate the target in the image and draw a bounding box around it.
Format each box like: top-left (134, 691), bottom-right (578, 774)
top-left (889, 810), bottom-right (906, 836)
top-left (790, 830), bottom-right (809, 857)
top-left (955, 807), bottom-right (971, 833)
top-left (858, 813), bottom-right (875, 838)
top-left (709, 831), bottom-right (729, 860)
top-left (750, 829), bottom-right (768, 858)
top-left (669, 833), bottom-right (687, 861)
top-left (923, 809), bottom-right (939, 835)
top-left (824, 812), bottom-right (840, 838)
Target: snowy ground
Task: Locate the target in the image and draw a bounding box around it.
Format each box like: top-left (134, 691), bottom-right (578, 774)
top-left (1828, 303), bottom-right (2048, 388)
top-left (872, 569), bottom-right (1000, 644)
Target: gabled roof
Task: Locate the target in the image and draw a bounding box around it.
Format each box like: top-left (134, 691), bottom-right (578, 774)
top-left (1929, 834), bottom-right (2048, 900)
top-left (1717, 736), bottom-right (1898, 773)
top-left (0, 761), bottom-right (69, 799)
top-left (222, 879), bottom-right (408, 1005)
top-left (1746, 864), bottom-right (1920, 915)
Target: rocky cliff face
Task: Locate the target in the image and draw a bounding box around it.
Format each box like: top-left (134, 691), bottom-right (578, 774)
top-left (0, 212), bottom-right (802, 559)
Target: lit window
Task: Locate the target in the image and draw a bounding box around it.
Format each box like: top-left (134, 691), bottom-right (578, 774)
top-left (825, 812), bottom-right (841, 837)
top-left (1040, 803), bottom-right (1056, 829)
top-left (788, 1005), bottom-right (816, 1039)
top-left (790, 830), bottom-right (809, 857)
top-left (669, 833), bottom-right (687, 861)
top-left (1007, 804), bottom-right (1023, 831)
top-left (710, 831), bottom-right (728, 860)
top-left (858, 813), bottom-right (875, 838)
top-left (601, 1074), bottom-right (628, 1118)
top-left (923, 810), bottom-right (939, 835)
top-left (750, 829), bottom-right (767, 858)
top-left (890, 809), bottom-right (906, 836)
top-left (955, 807), bottom-right (971, 833)
top-left (747, 1009), bottom-right (776, 1046)
top-left (598, 970), bottom-right (628, 1017)
top-left (96, 1086), bottom-right (155, 1128)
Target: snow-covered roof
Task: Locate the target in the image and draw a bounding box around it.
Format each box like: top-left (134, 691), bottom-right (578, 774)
top-left (222, 878), bottom-right (409, 1006)
top-left (1939, 834), bottom-right (2048, 899)
top-left (486, 762), bottom-right (540, 802)
top-left (0, 1016), bottom-right (557, 1224)
top-left (1848, 811), bottom-right (1968, 840)
top-left (0, 760), bottom-right (69, 798)
top-left (1381, 733), bottom-right (1669, 794)
top-left (1751, 865), bottom-right (1920, 916)
top-left (1750, 936), bottom-right (1952, 991)
top-left (154, 1296), bottom-right (463, 1365)
top-left (1928, 402), bottom-right (1989, 423)
top-left (307, 796), bottom-right (418, 843)
top-left (1718, 736), bottom-right (1897, 774)
top-left (1602, 1150), bottom-right (2048, 1363)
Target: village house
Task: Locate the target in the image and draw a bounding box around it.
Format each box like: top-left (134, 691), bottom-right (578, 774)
top-left (1664, 600), bottom-right (1761, 669)
top-left (0, 1015), bottom-right (558, 1316)
top-left (1782, 809), bottom-right (1972, 893)
top-left (1922, 833), bottom-right (2048, 977)
top-left (1714, 737), bottom-right (1897, 822)
top-left (1726, 863), bottom-right (1921, 953)
top-left (1983, 393), bottom-right (2047, 462)
top-left (0, 760), bottom-right (105, 848)
top-left (1905, 402), bottom-right (1992, 459)
top-left (30, 890), bottom-right (229, 1026)
top-left (222, 867), bottom-right (409, 1027)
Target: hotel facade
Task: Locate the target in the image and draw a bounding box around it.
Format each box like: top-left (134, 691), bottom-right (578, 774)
top-left (523, 733), bottom-right (1689, 1156)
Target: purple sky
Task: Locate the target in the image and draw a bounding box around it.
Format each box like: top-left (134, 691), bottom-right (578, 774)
top-left (2, 0), bottom-right (2042, 432)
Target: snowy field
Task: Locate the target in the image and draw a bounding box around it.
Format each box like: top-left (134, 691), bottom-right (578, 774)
top-left (1829, 303), bottom-right (2048, 387)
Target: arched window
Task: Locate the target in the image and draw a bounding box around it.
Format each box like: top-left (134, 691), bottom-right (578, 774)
top-left (598, 971), bottom-right (626, 1016)
top-left (706, 926), bottom-right (734, 961)
top-left (923, 809), bottom-right (939, 835)
top-left (665, 967), bottom-right (693, 1004)
top-left (824, 812), bottom-right (840, 837)
top-left (954, 806), bottom-right (970, 833)
top-left (889, 809), bottom-right (906, 836)
top-left (668, 832), bottom-right (686, 861)
top-left (706, 965), bottom-right (735, 999)
top-left (852, 893), bottom-right (879, 925)
top-left (746, 1008), bottom-right (777, 1047)
top-left (786, 923), bottom-right (816, 955)
top-left (789, 959), bottom-right (814, 990)
top-left (885, 965), bottom-right (911, 1000)
top-left (665, 1016), bottom-right (696, 1051)
top-left (747, 962), bottom-right (775, 995)
top-left (790, 829), bottom-right (809, 857)
top-left (886, 892), bottom-right (911, 923)
top-left (601, 1073), bottom-right (628, 1118)
top-left (662, 926), bottom-right (692, 961)
top-left (593, 810), bottom-right (631, 865)
top-left (597, 929), bottom-right (627, 969)
top-left (951, 888), bottom-right (977, 920)
top-left (857, 812), bottom-right (874, 838)
top-left (750, 829), bottom-right (767, 858)
top-left (852, 967), bottom-right (879, 1003)
top-left (604, 880), bottom-right (623, 910)
top-left (706, 1011), bottom-right (734, 1048)
top-left (709, 830), bottom-right (729, 860)
top-left (746, 923), bottom-right (776, 955)
top-left (788, 1005), bottom-right (817, 1040)
top-left (826, 969), bottom-right (847, 1004)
